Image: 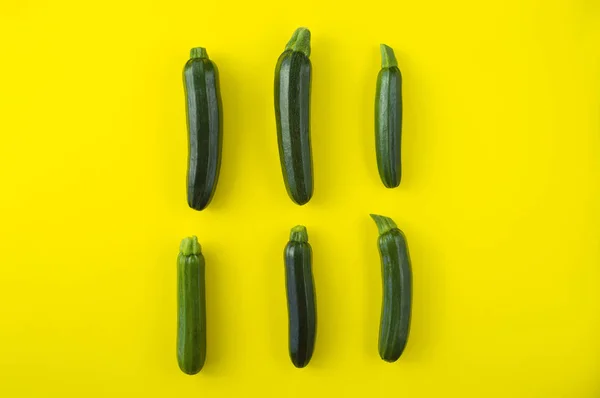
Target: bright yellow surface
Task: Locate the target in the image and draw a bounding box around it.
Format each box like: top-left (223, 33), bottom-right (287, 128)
top-left (1, 0), bottom-right (599, 396)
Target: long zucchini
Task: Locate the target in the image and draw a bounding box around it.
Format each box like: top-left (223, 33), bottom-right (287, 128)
top-left (370, 214), bottom-right (412, 362)
top-left (177, 236), bottom-right (207, 374)
top-left (274, 28), bottom-right (314, 205)
top-left (183, 47), bottom-right (223, 211)
top-left (375, 44), bottom-right (403, 188)
top-left (284, 225), bottom-right (317, 367)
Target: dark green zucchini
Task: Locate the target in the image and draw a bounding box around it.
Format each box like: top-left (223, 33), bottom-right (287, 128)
top-left (177, 236), bottom-right (207, 375)
top-left (274, 28), bottom-right (313, 205)
top-left (183, 47), bottom-right (223, 211)
top-left (370, 214), bottom-right (412, 362)
top-left (284, 225), bottom-right (316, 368)
top-left (375, 44), bottom-right (403, 188)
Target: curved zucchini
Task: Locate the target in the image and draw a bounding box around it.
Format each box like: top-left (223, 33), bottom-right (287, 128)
top-left (375, 44), bottom-right (403, 188)
top-left (183, 47), bottom-right (223, 211)
top-left (284, 225), bottom-right (317, 367)
top-left (177, 236), bottom-right (207, 375)
top-left (274, 28), bottom-right (313, 205)
top-left (370, 214), bottom-right (412, 362)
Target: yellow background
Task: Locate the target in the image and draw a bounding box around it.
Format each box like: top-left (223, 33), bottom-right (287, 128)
top-left (1, 0), bottom-right (599, 396)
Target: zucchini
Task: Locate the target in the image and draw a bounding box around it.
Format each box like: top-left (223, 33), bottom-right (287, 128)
top-left (370, 214), bottom-right (412, 362)
top-left (274, 28), bottom-right (314, 205)
top-left (375, 44), bottom-right (403, 188)
top-left (177, 236), bottom-right (207, 375)
top-left (183, 47), bottom-right (223, 211)
top-left (284, 225), bottom-right (317, 367)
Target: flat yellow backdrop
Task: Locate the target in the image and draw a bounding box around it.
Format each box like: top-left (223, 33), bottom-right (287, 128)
top-left (1, 0), bottom-right (599, 396)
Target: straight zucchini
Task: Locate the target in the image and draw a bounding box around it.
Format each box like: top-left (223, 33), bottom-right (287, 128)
top-left (370, 214), bottom-right (412, 362)
top-left (183, 47), bottom-right (223, 211)
top-left (375, 44), bottom-right (403, 188)
top-left (177, 236), bottom-right (207, 375)
top-left (274, 28), bottom-right (314, 205)
top-left (284, 225), bottom-right (317, 368)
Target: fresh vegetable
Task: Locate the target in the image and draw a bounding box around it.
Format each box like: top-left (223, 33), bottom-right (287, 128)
top-left (284, 225), bottom-right (317, 367)
top-left (274, 28), bottom-right (314, 205)
top-left (177, 236), bottom-right (207, 375)
top-left (183, 47), bottom-right (223, 211)
top-left (370, 214), bottom-right (412, 362)
top-left (375, 44), bottom-right (403, 188)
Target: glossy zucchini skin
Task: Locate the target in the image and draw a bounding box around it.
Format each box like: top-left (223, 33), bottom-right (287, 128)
top-left (275, 28), bottom-right (313, 205)
top-left (370, 214), bottom-right (412, 362)
top-left (284, 225), bottom-right (316, 368)
top-left (183, 47), bottom-right (223, 211)
top-left (375, 44), bottom-right (403, 188)
top-left (177, 236), bottom-right (207, 375)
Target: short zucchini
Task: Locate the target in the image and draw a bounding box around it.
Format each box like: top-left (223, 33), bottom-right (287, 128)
top-left (274, 28), bottom-right (314, 205)
top-left (375, 44), bottom-right (403, 188)
top-left (370, 214), bottom-right (412, 362)
top-left (177, 236), bottom-right (207, 374)
top-left (284, 225), bottom-right (317, 367)
top-left (183, 47), bottom-right (223, 211)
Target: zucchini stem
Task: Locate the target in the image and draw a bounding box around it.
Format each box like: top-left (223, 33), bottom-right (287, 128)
top-left (180, 236), bottom-right (202, 256)
top-left (190, 47), bottom-right (209, 60)
top-left (289, 225), bottom-right (309, 243)
top-left (380, 44), bottom-right (398, 68)
top-left (370, 214), bottom-right (398, 235)
top-left (285, 27), bottom-right (311, 58)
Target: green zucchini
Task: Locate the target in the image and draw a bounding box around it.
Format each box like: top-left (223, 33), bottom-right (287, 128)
top-left (183, 47), bottom-right (223, 211)
top-left (284, 225), bottom-right (317, 368)
top-left (177, 236), bottom-right (207, 375)
top-left (370, 214), bottom-right (412, 362)
top-left (375, 44), bottom-right (403, 188)
top-left (274, 28), bottom-right (313, 205)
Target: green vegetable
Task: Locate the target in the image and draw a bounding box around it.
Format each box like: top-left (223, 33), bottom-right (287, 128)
top-left (275, 28), bottom-right (314, 205)
top-left (284, 225), bottom-right (317, 367)
top-left (370, 214), bottom-right (412, 362)
top-left (177, 236), bottom-right (207, 375)
top-left (183, 47), bottom-right (223, 211)
top-left (375, 44), bottom-right (403, 188)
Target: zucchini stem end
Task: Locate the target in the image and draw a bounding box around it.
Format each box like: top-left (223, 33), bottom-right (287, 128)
top-left (289, 225), bottom-right (309, 243)
top-left (370, 214), bottom-right (398, 235)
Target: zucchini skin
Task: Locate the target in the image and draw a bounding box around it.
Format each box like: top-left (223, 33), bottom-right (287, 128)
top-left (375, 44), bottom-right (403, 188)
top-left (275, 28), bottom-right (313, 205)
top-left (183, 47), bottom-right (223, 211)
top-left (284, 226), bottom-right (316, 368)
top-left (177, 237), bottom-right (207, 375)
top-left (371, 214), bottom-right (412, 362)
